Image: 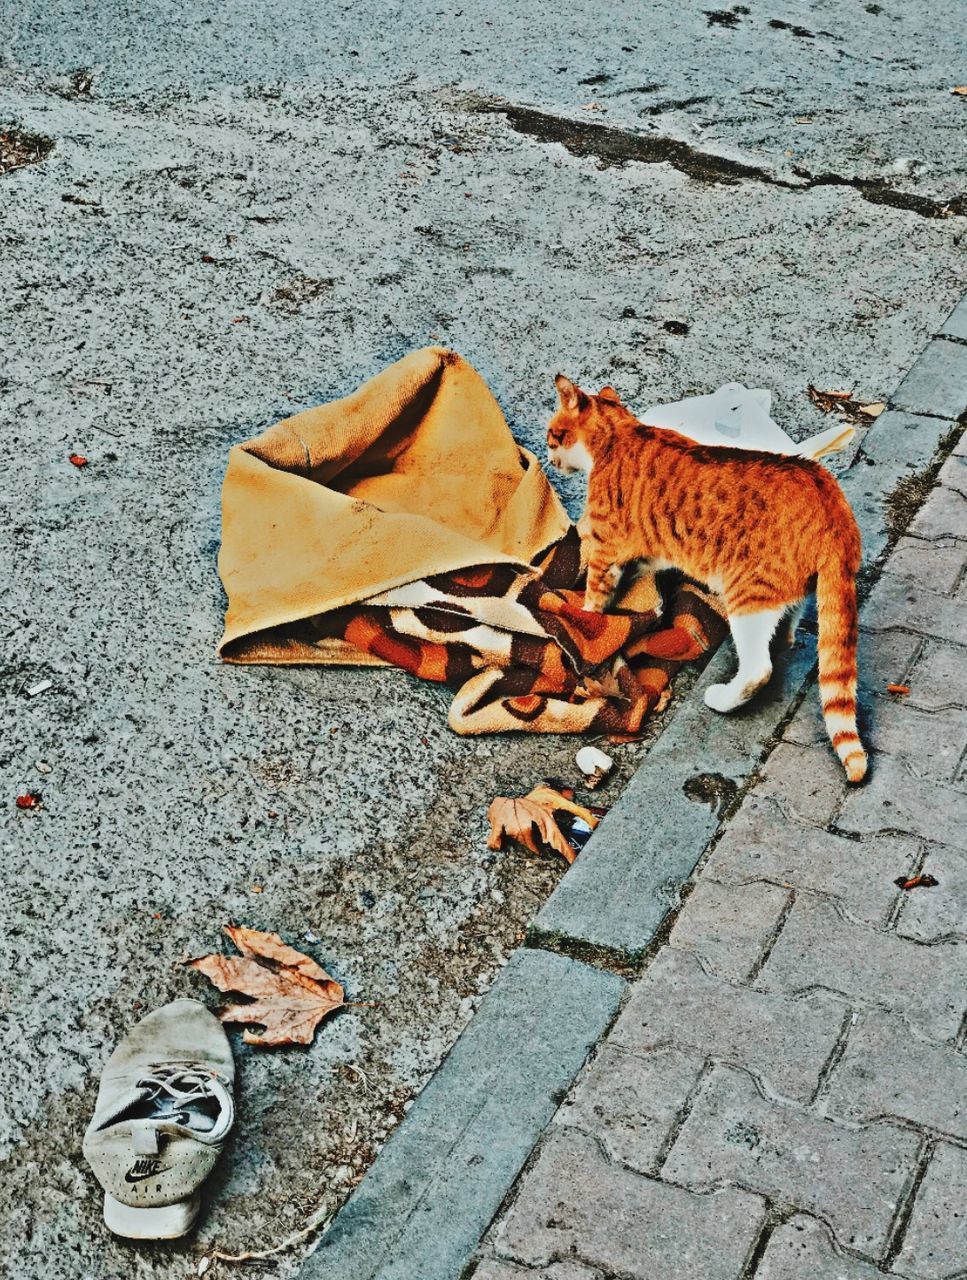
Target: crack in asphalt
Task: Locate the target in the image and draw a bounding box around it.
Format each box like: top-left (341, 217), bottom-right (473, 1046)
top-left (465, 96), bottom-right (967, 220)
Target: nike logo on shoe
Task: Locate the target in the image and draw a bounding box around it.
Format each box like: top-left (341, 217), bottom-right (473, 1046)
top-left (124, 1158), bottom-right (171, 1184)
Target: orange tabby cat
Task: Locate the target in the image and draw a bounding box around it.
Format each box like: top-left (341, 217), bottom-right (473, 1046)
top-left (548, 375), bottom-right (867, 782)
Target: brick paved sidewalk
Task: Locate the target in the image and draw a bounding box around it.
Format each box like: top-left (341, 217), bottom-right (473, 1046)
top-left (472, 441), bottom-right (967, 1280)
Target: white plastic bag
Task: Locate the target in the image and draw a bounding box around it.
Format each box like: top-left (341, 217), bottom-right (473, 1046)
top-left (642, 383), bottom-right (854, 461)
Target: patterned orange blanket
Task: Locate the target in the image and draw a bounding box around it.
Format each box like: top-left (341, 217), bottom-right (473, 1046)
top-left (218, 348), bottom-right (725, 733)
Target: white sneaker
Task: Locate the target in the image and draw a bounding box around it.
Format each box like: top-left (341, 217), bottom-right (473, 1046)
top-left (83, 999), bottom-right (235, 1239)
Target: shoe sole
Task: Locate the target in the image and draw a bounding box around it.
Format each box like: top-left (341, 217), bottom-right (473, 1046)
top-left (103, 1191), bottom-right (200, 1239)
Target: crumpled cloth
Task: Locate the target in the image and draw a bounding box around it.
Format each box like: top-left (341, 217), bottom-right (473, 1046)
top-left (218, 347), bottom-right (726, 733)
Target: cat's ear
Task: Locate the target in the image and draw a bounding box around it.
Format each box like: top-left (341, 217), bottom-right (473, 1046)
top-left (598, 385), bottom-right (621, 403)
top-left (555, 374), bottom-right (583, 411)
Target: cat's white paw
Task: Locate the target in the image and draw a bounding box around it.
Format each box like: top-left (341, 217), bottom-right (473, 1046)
top-left (704, 683), bottom-right (739, 713)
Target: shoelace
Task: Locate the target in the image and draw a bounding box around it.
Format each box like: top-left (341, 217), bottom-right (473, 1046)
top-left (136, 1064), bottom-right (224, 1125)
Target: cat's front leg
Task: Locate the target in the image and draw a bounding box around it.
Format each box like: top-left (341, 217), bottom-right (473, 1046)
top-left (577, 512), bottom-right (594, 570)
top-left (584, 548), bottom-right (622, 613)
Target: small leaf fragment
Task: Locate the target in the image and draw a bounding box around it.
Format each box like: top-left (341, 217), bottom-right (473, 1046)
top-left (808, 385), bottom-right (886, 425)
top-left (951, 86), bottom-right (967, 96)
top-left (886, 682), bottom-right (910, 696)
top-left (15, 792), bottom-right (42, 810)
top-left (69, 453), bottom-right (89, 467)
top-left (894, 873), bottom-right (939, 890)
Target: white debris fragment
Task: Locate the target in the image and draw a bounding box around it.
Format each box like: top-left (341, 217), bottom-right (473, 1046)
top-left (25, 679), bottom-right (53, 698)
top-left (196, 1257), bottom-right (212, 1277)
top-left (303, 929), bottom-right (321, 945)
top-left (575, 745), bottom-right (614, 789)
top-left (35, 761), bottom-right (52, 775)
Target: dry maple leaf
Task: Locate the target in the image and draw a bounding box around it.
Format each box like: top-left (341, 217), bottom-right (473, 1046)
top-left (576, 668), bottom-right (629, 703)
top-left (189, 924), bottom-right (344, 1047)
top-left (487, 785), bottom-right (601, 865)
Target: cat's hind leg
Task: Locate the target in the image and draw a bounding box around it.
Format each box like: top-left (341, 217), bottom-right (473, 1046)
top-left (705, 607), bottom-right (786, 712)
top-left (778, 600), bottom-right (806, 649)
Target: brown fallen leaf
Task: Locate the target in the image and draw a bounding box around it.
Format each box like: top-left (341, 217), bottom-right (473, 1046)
top-left (576, 668), bottom-right (629, 703)
top-left (894, 873), bottom-right (939, 890)
top-left (807, 385), bottom-right (885, 426)
top-left (487, 785), bottom-right (601, 865)
top-left (189, 924), bottom-right (344, 1047)
top-left (951, 86), bottom-right (967, 96)
top-left (886, 682), bottom-right (910, 696)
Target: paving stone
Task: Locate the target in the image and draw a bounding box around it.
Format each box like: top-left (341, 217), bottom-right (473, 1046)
top-left (895, 843), bottom-right (967, 942)
top-left (757, 1215), bottom-right (890, 1279)
top-left (838, 754), bottom-right (967, 852)
top-left (782, 628), bottom-right (922, 748)
top-left (859, 700), bottom-right (967, 785)
top-left (823, 1012), bottom-right (967, 1140)
top-left (886, 535), bottom-right (966, 595)
top-left (663, 1065), bottom-right (920, 1257)
top-left (759, 896), bottom-right (967, 1041)
top-left (891, 338), bottom-right (967, 420)
top-left (862, 574), bottom-right (967, 647)
top-left (669, 878), bottom-right (790, 981)
top-left (754, 740), bottom-right (848, 828)
top-left (473, 1259), bottom-right (602, 1280)
top-left (894, 1143), bottom-right (967, 1280)
top-left (705, 796), bottom-right (918, 926)
top-left (611, 949), bottom-right (845, 1102)
top-left (907, 482), bottom-right (967, 541)
top-left (556, 1044), bottom-right (703, 1173)
top-left (857, 409), bottom-right (956, 470)
top-left (782, 686), bottom-right (965, 787)
top-left (941, 294), bottom-right (967, 342)
top-left (494, 1128), bottom-right (766, 1280)
top-left (938, 452), bottom-right (967, 498)
top-left (902, 641), bottom-right (965, 711)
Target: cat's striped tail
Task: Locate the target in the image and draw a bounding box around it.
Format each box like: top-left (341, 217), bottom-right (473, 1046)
top-left (816, 553), bottom-right (867, 783)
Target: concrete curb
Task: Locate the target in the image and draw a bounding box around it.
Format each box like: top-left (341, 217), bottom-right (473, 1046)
top-left (298, 948), bottom-right (625, 1280)
top-left (295, 298), bottom-right (967, 1280)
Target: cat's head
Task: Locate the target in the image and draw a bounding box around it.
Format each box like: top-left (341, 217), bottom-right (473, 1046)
top-left (546, 375), bottom-right (628, 473)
